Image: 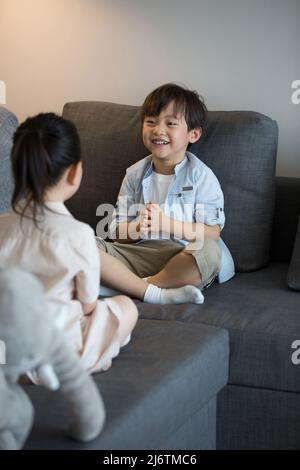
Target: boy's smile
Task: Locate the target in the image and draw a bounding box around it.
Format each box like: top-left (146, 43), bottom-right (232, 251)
top-left (142, 101), bottom-right (201, 173)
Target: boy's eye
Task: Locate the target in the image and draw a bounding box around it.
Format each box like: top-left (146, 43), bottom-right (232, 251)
top-left (145, 120), bottom-right (155, 125)
top-left (168, 122), bottom-right (178, 126)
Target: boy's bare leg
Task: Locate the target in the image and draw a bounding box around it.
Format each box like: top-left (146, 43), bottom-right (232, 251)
top-left (148, 252), bottom-right (201, 288)
top-left (99, 251), bottom-right (148, 299)
top-left (99, 250), bottom-right (204, 304)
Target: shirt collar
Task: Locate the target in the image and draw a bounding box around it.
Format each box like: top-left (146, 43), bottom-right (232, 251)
top-left (44, 201), bottom-right (72, 216)
top-left (144, 153), bottom-right (189, 179)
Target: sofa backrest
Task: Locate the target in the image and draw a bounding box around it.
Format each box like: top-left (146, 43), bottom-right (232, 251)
top-left (63, 101), bottom-right (278, 273)
top-left (0, 107), bottom-right (18, 213)
top-left (271, 176), bottom-right (300, 263)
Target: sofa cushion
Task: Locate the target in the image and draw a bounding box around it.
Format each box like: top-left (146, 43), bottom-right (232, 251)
top-left (137, 263), bottom-right (300, 393)
top-left (218, 385), bottom-right (300, 450)
top-left (23, 319), bottom-right (229, 449)
top-left (63, 102), bottom-right (278, 272)
top-left (191, 111), bottom-right (278, 272)
top-left (0, 107), bottom-right (18, 213)
top-left (270, 177), bottom-right (300, 263)
top-left (63, 102), bottom-right (148, 233)
top-left (287, 213), bottom-right (300, 290)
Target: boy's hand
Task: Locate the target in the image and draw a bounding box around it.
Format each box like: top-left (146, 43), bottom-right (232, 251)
top-left (140, 203), bottom-right (170, 237)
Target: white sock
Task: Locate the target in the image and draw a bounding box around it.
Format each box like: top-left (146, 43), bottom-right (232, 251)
top-left (143, 283), bottom-right (204, 305)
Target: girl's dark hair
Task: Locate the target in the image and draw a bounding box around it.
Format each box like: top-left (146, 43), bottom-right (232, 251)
top-left (141, 83), bottom-right (207, 130)
top-left (11, 112), bottom-right (81, 225)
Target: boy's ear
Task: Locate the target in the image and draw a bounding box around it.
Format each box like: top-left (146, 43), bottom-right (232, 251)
top-left (189, 127), bottom-right (202, 144)
top-left (67, 161), bottom-right (82, 186)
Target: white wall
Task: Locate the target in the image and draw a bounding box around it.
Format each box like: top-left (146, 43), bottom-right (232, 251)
top-left (0, 0), bottom-right (299, 176)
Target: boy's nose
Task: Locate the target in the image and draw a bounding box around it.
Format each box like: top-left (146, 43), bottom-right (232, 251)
top-left (153, 124), bottom-right (166, 135)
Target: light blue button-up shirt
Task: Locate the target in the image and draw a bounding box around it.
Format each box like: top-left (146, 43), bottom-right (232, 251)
top-left (110, 151), bottom-right (235, 283)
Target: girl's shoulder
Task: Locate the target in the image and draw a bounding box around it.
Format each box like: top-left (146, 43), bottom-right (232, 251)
top-left (39, 213), bottom-right (97, 263)
top-left (45, 211), bottom-right (95, 243)
top-left (17, 202), bottom-right (96, 249)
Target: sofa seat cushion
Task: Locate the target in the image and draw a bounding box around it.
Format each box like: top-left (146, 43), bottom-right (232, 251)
top-left (24, 319), bottom-right (229, 450)
top-left (138, 263), bottom-right (300, 393)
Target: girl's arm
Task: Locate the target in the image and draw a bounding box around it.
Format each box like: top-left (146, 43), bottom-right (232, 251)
top-left (73, 280), bottom-right (98, 315)
top-left (74, 227), bottom-right (101, 314)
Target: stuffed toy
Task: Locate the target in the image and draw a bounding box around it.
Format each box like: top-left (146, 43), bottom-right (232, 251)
top-left (0, 266), bottom-right (105, 450)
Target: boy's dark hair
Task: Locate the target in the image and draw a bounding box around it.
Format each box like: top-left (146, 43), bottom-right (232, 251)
top-left (11, 112), bottom-right (81, 225)
top-left (141, 83), bottom-right (207, 130)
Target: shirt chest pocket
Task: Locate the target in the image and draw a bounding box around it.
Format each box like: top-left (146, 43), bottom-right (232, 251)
top-left (168, 191), bottom-right (195, 220)
top-left (178, 191), bottom-right (195, 208)
top-left (181, 190), bottom-right (194, 201)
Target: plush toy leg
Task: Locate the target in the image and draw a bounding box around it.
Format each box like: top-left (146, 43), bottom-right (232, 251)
top-left (48, 331), bottom-right (106, 442)
top-left (0, 430), bottom-right (19, 450)
top-left (8, 385), bottom-right (34, 449)
top-left (0, 376), bottom-right (34, 450)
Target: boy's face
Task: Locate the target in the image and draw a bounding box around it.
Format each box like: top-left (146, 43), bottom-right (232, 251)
top-left (142, 101), bottom-right (201, 168)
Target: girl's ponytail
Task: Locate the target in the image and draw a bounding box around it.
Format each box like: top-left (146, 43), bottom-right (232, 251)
top-left (11, 113), bottom-right (80, 225)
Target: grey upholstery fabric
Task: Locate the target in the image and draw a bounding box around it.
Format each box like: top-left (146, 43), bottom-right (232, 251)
top-left (137, 263), bottom-right (300, 392)
top-left (62, 102), bottom-right (278, 273)
top-left (287, 214), bottom-right (300, 290)
top-left (217, 384), bottom-right (300, 449)
top-left (24, 319), bottom-right (229, 450)
top-left (190, 111), bottom-right (278, 272)
top-left (0, 107), bottom-right (18, 213)
top-left (159, 398), bottom-right (217, 450)
top-left (63, 102), bottom-right (148, 232)
top-left (270, 176), bottom-right (300, 263)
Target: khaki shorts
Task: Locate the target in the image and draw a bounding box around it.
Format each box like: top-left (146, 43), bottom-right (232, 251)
top-left (96, 238), bottom-right (221, 291)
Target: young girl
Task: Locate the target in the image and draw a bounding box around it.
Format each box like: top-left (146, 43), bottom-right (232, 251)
top-left (0, 112), bottom-right (138, 374)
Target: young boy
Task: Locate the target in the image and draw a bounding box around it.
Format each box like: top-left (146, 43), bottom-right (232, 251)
top-left (97, 83), bottom-right (234, 304)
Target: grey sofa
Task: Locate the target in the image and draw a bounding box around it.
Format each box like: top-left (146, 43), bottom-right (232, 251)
top-left (1, 103), bottom-right (300, 450)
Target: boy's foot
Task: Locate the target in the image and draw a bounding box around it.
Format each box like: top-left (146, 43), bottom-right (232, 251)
top-left (144, 284), bottom-right (204, 304)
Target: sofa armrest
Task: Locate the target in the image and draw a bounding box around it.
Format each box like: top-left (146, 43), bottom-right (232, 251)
top-left (0, 107), bottom-right (18, 213)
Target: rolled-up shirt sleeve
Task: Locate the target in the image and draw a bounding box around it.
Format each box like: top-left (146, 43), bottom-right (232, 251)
top-left (109, 171), bottom-right (138, 238)
top-left (194, 168), bottom-right (225, 230)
